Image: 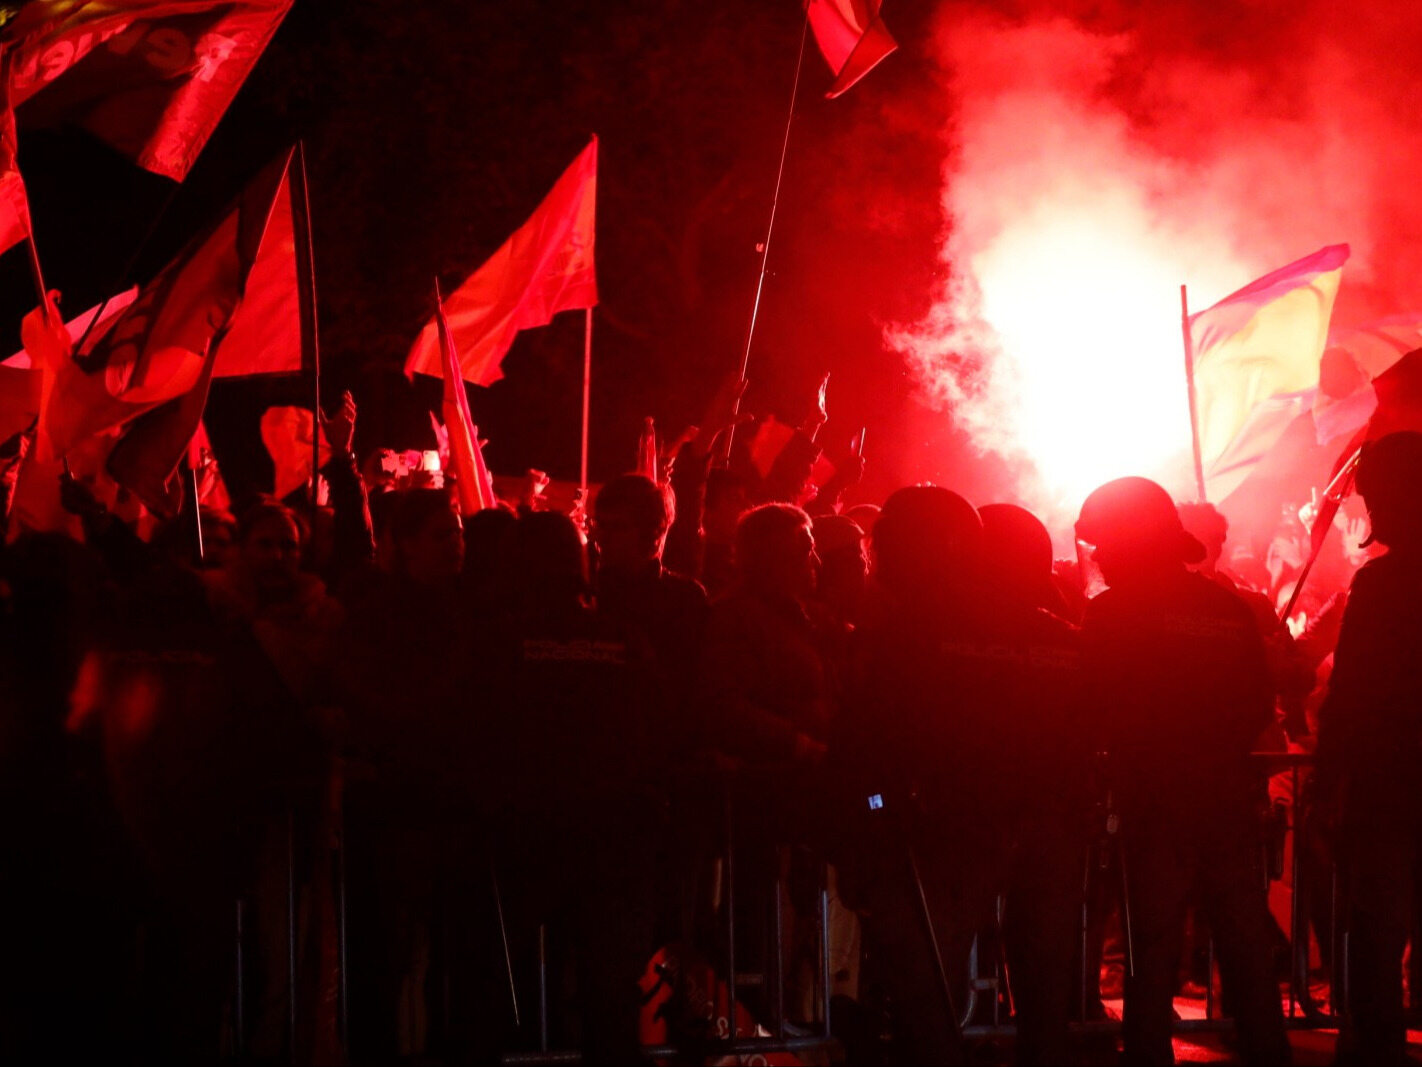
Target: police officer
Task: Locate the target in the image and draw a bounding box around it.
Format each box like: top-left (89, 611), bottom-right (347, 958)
top-left (1316, 432), bottom-right (1422, 1066)
top-left (840, 487), bottom-right (1084, 1065)
top-left (1076, 477), bottom-right (1289, 1066)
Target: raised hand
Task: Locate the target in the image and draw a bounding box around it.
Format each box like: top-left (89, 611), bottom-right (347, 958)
top-left (320, 390), bottom-right (357, 455)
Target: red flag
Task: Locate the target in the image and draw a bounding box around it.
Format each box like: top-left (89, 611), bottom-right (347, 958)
top-left (211, 152), bottom-right (302, 377)
top-left (5, 0), bottom-right (293, 181)
top-left (185, 418), bottom-right (229, 510)
top-left (434, 280), bottom-right (489, 515)
top-left (406, 137), bottom-right (598, 386)
top-left (470, 422), bottom-right (497, 511)
top-left (0, 364), bottom-right (40, 444)
top-left (99, 151), bottom-right (293, 514)
top-left (0, 51), bottom-right (30, 256)
top-left (260, 405), bottom-right (328, 502)
top-left (4, 286), bottom-right (139, 368)
top-left (38, 149), bottom-right (293, 482)
top-left (806, 0), bottom-right (898, 99)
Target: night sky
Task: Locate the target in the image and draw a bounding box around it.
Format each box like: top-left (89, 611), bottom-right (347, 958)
top-left (2, 1), bottom-right (984, 508)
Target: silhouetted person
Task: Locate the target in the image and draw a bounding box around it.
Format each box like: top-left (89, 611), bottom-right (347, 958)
top-left (592, 473), bottom-right (708, 721)
top-left (1076, 477), bottom-right (1290, 1066)
top-left (339, 489), bottom-right (479, 1062)
top-left (1178, 501), bottom-right (1312, 740)
top-left (698, 468), bottom-right (751, 598)
top-left (841, 488), bottom-right (1084, 1065)
top-left (979, 502), bottom-right (1071, 618)
top-left (700, 503), bottom-right (829, 768)
top-left (492, 511), bottom-right (666, 1065)
top-left (978, 501), bottom-right (1090, 1062)
top-left (811, 513), bottom-right (868, 629)
top-left (1316, 432), bottom-right (1422, 1065)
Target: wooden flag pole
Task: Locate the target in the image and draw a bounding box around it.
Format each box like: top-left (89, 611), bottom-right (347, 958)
top-left (720, 12), bottom-right (810, 466)
top-left (1180, 284), bottom-right (1208, 503)
top-left (292, 142), bottom-right (323, 514)
top-left (580, 306), bottom-right (593, 500)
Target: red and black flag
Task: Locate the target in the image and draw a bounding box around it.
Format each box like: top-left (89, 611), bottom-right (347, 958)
top-left (35, 148), bottom-right (296, 513)
top-left (4, 0), bottom-right (293, 180)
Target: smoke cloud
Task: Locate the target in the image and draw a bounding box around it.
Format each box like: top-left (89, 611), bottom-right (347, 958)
top-left (889, 0), bottom-right (1422, 534)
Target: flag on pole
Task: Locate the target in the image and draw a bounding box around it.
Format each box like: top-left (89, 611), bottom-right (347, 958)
top-left (30, 150), bottom-right (292, 513)
top-left (105, 151), bottom-right (298, 513)
top-left (211, 152), bottom-right (303, 378)
top-left (806, 0), bottom-right (898, 99)
top-left (38, 149), bottom-right (294, 466)
top-left (406, 137), bottom-right (598, 387)
top-left (4, 287), bottom-right (139, 368)
top-left (4, 0), bottom-right (293, 182)
top-left (470, 422), bottom-right (497, 511)
top-left (1191, 243), bottom-right (1348, 486)
top-left (1205, 389), bottom-right (1315, 502)
top-left (434, 280), bottom-right (490, 514)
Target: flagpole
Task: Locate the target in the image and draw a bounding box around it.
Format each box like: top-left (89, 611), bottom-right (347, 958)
top-left (1180, 284), bottom-right (1208, 503)
top-left (580, 306), bottom-right (593, 499)
top-left (22, 233), bottom-right (51, 311)
top-left (1279, 447), bottom-right (1362, 621)
top-left (720, 12), bottom-right (810, 465)
top-left (187, 459), bottom-right (206, 564)
top-left (292, 142), bottom-right (323, 514)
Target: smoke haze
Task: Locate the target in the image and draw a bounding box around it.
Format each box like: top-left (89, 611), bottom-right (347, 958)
top-left (890, 0), bottom-right (1422, 533)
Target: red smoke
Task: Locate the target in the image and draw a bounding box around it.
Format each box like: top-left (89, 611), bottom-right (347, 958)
top-left (889, 1), bottom-right (1422, 538)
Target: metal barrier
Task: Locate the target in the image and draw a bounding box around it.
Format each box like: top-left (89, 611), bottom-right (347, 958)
top-left (322, 752), bottom-right (1340, 1061)
top-left (960, 750), bottom-right (1342, 1041)
top-left (494, 770), bottom-right (841, 1064)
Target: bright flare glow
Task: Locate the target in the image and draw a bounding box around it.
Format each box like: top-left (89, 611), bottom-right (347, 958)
top-left (970, 203), bottom-right (1235, 512)
top-left (888, 9), bottom-right (1386, 540)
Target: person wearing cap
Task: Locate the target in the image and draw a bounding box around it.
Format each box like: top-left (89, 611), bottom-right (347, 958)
top-left (1315, 431), bottom-right (1422, 1065)
top-left (1076, 477), bottom-right (1290, 1066)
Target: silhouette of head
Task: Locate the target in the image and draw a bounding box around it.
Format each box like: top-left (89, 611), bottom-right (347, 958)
top-left (593, 473), bottom-right (673, 571)
top-left (842, 503), bottom-right (881, 539)
top-left (1176, 502), bottom-right (1229, 571)
top-left (1076, 477), bottom-right (1204, 588)
top-left (235, 501), bottom-right (305, 601)
top-left (812, 513), bottom-right (868, 618)
top-left (1356, 431), bottom-right (1422, 552)
top-left (391, 489), bottom-right (464, 585)
top-left (503, 511), bottom-right (588, 614)
top-left (735, 503), bottom-right (816, 601)
top-left (705, 469), bottom-right (751, 542)
top-left (979, 502), bottom-right (1063, 612)
top-left (872, 486), bottom-right (981, 602)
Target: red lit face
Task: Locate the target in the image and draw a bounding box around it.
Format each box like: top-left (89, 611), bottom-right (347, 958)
top-left (240, 513), bottom-right (301, 599)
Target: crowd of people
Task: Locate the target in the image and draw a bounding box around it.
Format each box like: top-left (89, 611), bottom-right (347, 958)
top-left (2, 374), bottom-right (1420, 1067)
